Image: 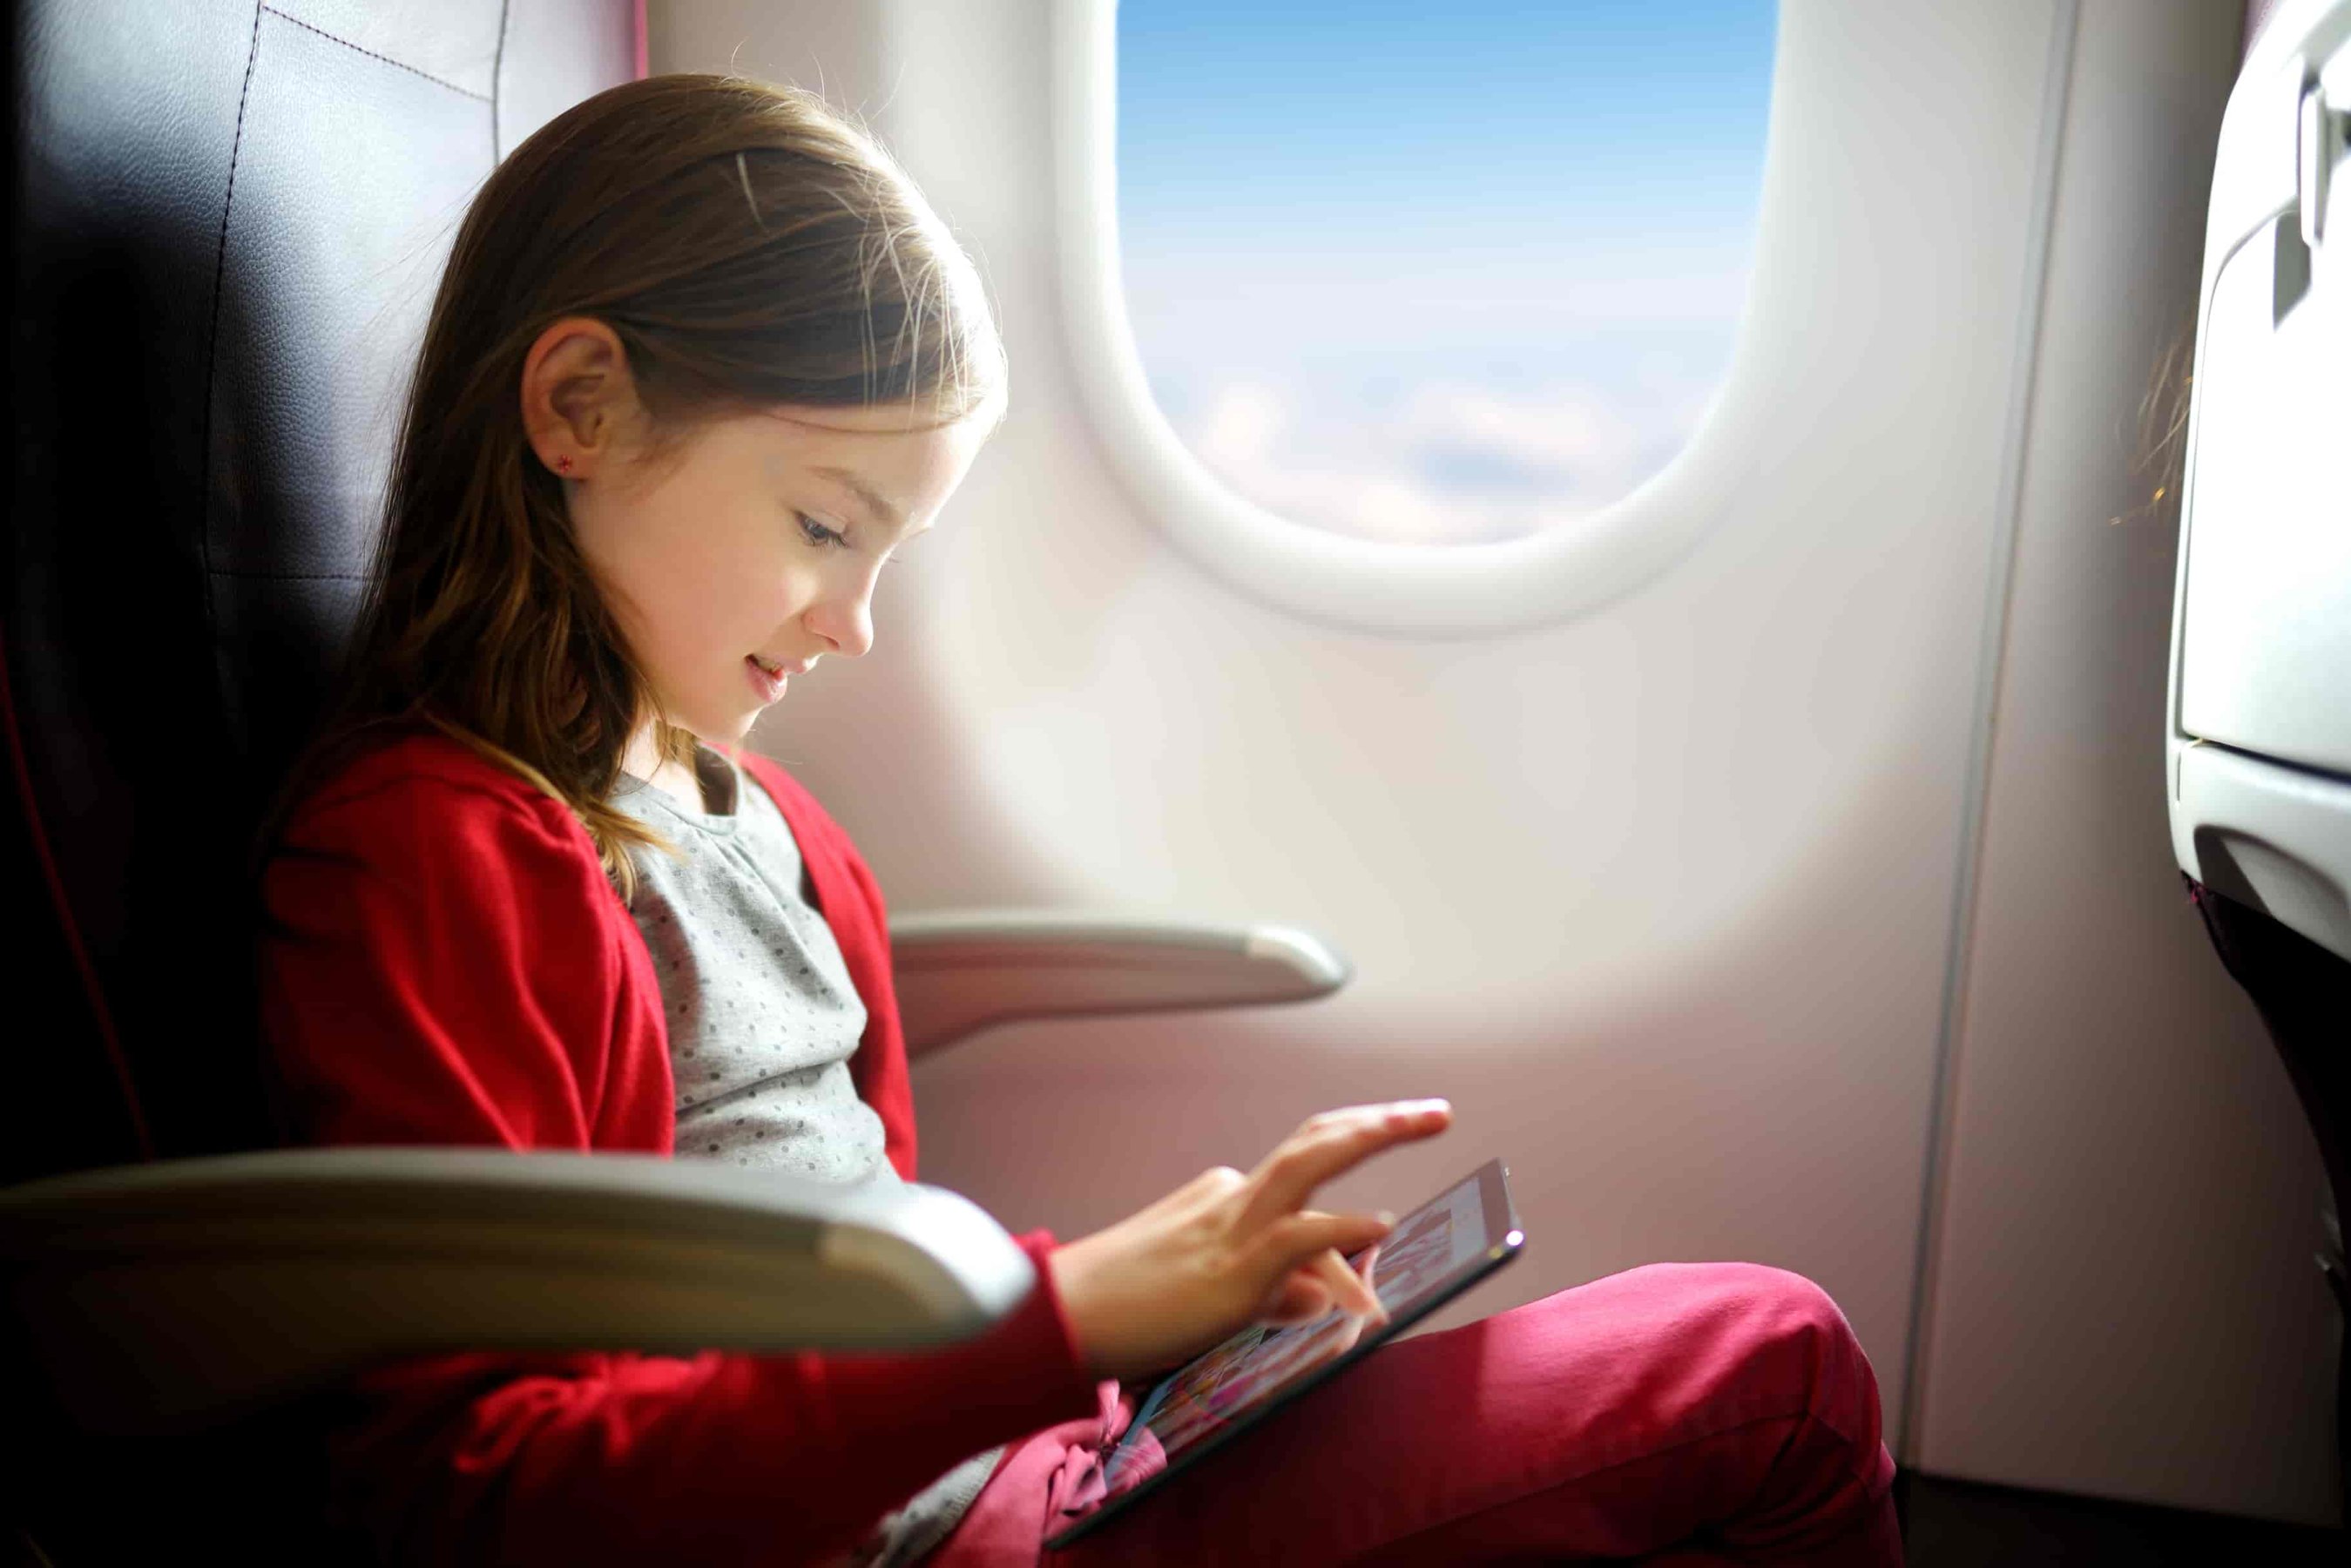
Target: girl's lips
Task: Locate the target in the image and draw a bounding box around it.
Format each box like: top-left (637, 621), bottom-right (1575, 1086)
top-left (744, 654), bottom-right (788, 703)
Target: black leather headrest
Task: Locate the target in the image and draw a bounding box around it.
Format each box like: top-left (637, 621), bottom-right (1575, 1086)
top-left (7, 0), bottom-right (634, 1180)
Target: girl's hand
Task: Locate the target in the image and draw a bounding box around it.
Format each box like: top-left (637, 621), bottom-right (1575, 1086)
top-left (1044, 1099), bottom-right (1453, 1381)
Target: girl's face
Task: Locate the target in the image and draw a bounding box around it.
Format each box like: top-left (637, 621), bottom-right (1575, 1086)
top-left (566, 398), bottom-right (991, 748)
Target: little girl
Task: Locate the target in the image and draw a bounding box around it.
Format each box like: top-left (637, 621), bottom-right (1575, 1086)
top-left (256, 73), bottom-right (1902, 1568)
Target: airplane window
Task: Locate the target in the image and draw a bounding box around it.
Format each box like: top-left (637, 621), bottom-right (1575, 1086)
top-left (1113, 0), bottom-right (1777, 547)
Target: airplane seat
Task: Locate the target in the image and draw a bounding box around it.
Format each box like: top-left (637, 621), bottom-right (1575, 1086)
top-left (4, 3), bottom-right (1350, 1559)
top-left (8, 0), bottom-right (643, 1185)
top-left (2170, 0), bottom-right (2351, 1514)
top-left (5, 1), bottom-right (638, 1555)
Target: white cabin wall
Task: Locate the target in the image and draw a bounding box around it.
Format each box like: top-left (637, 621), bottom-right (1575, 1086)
top-left (1913, 0), bottom-right (2341, 1527)
top-left (646, 0), bottom-right (2334, 1525)
top-left (646, 0), bottom-right (880, 115)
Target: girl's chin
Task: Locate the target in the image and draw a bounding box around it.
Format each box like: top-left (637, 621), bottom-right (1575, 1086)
top-left (660, 708), bottom-right (755, 749)
top-left (714, 708), bottom-right (761, 740)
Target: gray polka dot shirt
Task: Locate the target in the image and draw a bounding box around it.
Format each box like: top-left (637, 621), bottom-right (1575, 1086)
top-left (610, 746), bottom-right (1002, 1566)
top-left (611, 746), bottom-right (893, 1183)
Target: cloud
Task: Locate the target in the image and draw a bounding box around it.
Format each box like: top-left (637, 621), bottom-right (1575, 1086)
top-left (1396, 382), bottom-right (1645, 479)
top-left (1166, 369), bottom-right (1714, 546)
top-left (1192, 380), bottom-right (1289, 467)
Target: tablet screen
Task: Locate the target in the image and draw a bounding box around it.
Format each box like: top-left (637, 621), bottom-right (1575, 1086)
top-left (1098, 1165), bottom-right (1508, 1494)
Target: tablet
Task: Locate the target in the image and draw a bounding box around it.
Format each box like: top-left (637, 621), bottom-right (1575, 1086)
top-left (1042, 1158), bottom-right (1523, 1550)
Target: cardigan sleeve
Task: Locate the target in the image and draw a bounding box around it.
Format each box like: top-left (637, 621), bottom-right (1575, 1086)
top-left (258, 770), bottom-right (661, 1151)
top-left (256, 754), bottom-right (1102, 1566)
top-left (321, 1232), bottom-right (1098, 1568)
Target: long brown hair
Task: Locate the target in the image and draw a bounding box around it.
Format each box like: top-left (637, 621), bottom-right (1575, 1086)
top-left (260, 74), bottom-right (1003, 898)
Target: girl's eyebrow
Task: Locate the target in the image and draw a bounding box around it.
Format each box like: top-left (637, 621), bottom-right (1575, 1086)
top-left (808, 464), bottom-right (905, 531)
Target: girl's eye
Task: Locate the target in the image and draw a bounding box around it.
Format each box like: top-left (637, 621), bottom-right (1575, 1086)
top-left (797, 513), bottom-right (848, 550)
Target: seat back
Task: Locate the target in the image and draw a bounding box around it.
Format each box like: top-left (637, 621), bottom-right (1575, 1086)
top-left (5, 0), bottom-right (638, 1184)
top-left (2165, 0), bottom-right (2351, 962)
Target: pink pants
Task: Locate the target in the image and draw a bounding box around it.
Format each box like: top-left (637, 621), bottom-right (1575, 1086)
top-left (929, 1262), bottom-right (1902, 1567)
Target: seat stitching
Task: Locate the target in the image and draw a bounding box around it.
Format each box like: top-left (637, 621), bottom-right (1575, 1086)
top-left (199, 4), bottom-right (267, 661)
top-left (258, 5), bottom-right (494, 103)
top-left (207, 567), bottom-right (373, 581)
top-left (490, 0), bottom-right (512, 156)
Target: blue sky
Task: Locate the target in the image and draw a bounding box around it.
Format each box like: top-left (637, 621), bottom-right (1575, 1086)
top-left (1116, 0), bottom-right (1778, 544)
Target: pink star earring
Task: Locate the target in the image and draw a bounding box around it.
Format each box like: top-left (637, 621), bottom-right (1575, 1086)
top-left (556, 455), bottom-right (574, 475)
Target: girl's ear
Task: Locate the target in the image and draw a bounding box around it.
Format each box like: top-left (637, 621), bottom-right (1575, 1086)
top-left (521, 316), bottom-right (645, 482)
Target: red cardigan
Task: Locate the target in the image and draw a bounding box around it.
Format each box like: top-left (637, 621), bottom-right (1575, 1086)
top-left (257, 732), bottom-right (1100, 1565)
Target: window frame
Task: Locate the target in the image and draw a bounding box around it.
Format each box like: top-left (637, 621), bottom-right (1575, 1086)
top-left (1050, 0), bottom-right (1782, 637)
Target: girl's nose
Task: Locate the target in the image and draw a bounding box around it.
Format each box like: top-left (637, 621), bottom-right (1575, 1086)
top-left (805, 585), bottom-right (875, 660)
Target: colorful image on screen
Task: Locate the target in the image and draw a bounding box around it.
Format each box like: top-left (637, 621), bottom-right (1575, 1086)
top-left (1102, 1173), bottom-right (1490, 1489)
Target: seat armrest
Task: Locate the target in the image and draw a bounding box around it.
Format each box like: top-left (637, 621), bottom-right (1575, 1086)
top-left (0, 1147), bottom-right (1032, 1434)
top-left (888, 910), bottom-right (1353, 1059)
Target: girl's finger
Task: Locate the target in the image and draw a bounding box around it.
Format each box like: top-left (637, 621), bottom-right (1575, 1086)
top-left (1240, 1100), bottom-right (1450, 1232)
top-left (1306, 1245), bottom-right (1384, 1321)
top-left (1263, 1273), bottom-right (1333, 1324)
top-left (1247, 1209), bottom-right (1395, 1305)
